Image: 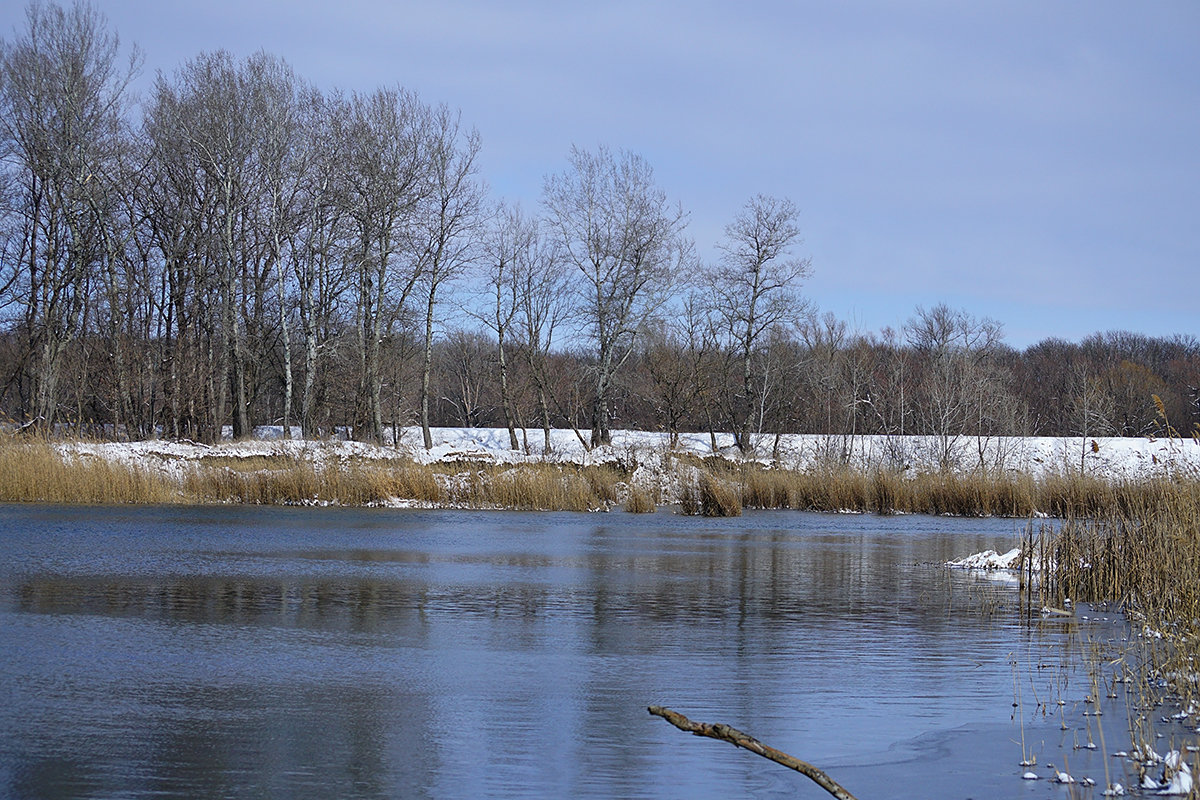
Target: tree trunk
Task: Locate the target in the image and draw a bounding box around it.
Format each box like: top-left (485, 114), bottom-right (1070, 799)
top-left (278, 265), bottom-right (293, 438)
top-left (497, 333), bottom-right (519, 450)
top-left (301, 300), bottom-right (318, 438)
top-left (421, 288), bottom-right (435, 450)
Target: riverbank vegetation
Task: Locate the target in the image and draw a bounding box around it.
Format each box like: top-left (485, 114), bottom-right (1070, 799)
top-left (2, 435), bottom-right (1195, 518)
top-left (1020, 479), bottom-right (1200, 791)
top-left (1037, 480), bottom-right (1200, 708)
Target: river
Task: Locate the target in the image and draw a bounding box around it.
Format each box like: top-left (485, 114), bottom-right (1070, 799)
top-left (0, 505), bottom-right (1133, 798)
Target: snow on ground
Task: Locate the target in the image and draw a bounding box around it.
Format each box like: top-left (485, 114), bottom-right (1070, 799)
top-left (59, 427), bottom-right (1200, 482)
top-left (945, 548), bottom-right (1023, 571)
top-left (392, 428), bottom-right (1200, 480)
top-left (394, 427), bottom-right (1200, 481)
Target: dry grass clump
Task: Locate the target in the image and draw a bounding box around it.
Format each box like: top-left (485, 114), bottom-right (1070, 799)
top-left (183, 458), bottom-right (448, 505)
top-left (681, 474), bottom-right (742, 517)
top-left (910, 472), bottom-right (1037, 517)
top-left (482, 465), bottom-right (599, 511)
top-left (736, 464), bottom-right (870, 511)
top-left (184, 456), bottom-right (319, 504)
top-left (1040, 480), bottom-right (1200, 611)
top-left (729, 463), bottom-right (1151, 518)
top-left (732, 463), bottom-right (1040, 516)
top-left (0, 440), bottom-right (177, 504)
top-left (871, 469), bottom-right (900, 515)
top-left (429, 463), bottom-right (622, 511)
top-left (182, 453), bottom-right (451, 503)
top-left (623, 485), bottom-right (657, 513)
top-left (1035, 472), bottom-right (1118, 518)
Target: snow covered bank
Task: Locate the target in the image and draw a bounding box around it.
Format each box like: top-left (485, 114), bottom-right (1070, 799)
top-left (39, 427), bottom-right (1198, 513)
top-left (64, 427), bottom-right (1200, 480)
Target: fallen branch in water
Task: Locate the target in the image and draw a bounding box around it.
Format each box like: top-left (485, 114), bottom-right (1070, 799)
top-left (647, 705), bottom-right (859, 800)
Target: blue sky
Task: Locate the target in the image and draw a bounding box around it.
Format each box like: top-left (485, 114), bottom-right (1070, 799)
top-left (4, 1), bottom-right (1197, 347)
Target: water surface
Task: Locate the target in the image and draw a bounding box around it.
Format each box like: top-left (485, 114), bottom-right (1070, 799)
top-left (0, 505), bottom-right (1125, 798)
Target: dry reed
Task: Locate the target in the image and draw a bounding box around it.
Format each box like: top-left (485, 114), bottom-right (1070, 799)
top-left (1, 437), bottom-right (1196, 523)
top-left (680, 473), bottom-right (742, 517)
top-left (0, 440), bottom-right (178, 504)
top-left (1034, 478), bottom-right (1200, 756)
top-left (623, 485), bottom-right (657, 513)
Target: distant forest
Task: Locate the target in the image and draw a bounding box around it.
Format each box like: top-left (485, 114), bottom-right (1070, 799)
top-left (1, 3), bottom-right (1197, 451)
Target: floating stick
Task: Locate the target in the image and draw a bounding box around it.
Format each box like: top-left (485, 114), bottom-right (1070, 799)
top-left (648, 705), bottom-right (859, 800)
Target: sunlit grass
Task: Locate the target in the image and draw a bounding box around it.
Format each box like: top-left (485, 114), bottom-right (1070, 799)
top-left (429, 462), bottom-right (619, 511)
top-left (0, 439), bottom-right (179, 504)
top-left (0, 436), bottom-right (1195, 522)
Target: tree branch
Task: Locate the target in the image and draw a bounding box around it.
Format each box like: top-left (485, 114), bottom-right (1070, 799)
top-left (647, 705), bottom-right (859, 800)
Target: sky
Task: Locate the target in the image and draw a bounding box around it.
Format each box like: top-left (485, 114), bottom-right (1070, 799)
top-left (3, 0), bottom-right (1197, 348)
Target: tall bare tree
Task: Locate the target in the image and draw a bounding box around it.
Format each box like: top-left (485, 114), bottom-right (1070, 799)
top-left (476, 201), bottom-right (530, 450)
top-left (513, 210), bottom-right (570, 453)
top-left (292, 88), bottom-right (350, 438)
top-left (0, 0), bottom-right (140, 432)
top-left (341, 87), bottom-right (430, 443)
top-left (149, 51), bottom-right (257, 438)
top-left (415, 106), bottom-right (483, 449)
top-left (638, 296), bottom-right (712, 449)
top-left (247, 54), bottom-right (305, 437)
top-left (905, 303), bottom-right (1006, 469)
top-left (543, 145), bottom-right (689, 447)
top-left (705, 195), bottom-right (810, 453)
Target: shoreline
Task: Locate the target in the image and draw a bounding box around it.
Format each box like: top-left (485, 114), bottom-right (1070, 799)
top-left (0, 430), bottom-right (1195, 515)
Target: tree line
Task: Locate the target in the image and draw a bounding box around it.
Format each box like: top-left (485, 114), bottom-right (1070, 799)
top-left (1, 3), bottom-right (1196, 453)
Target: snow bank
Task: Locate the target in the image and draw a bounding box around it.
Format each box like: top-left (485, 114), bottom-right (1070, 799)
top-left (946, 548), bottom-right (1023, 571)
top-left (59, 427), bottom-right (1200, 483)
top-left (416, 428), bottom-right (1199, 480)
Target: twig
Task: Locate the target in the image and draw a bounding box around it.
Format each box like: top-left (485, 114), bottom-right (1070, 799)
top-left (647, 705), bottom-right (860, 800)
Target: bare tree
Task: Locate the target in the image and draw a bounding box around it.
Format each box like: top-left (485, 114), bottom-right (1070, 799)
top-left (341, 87), bottom-right (430, 443)
top-left (705, 195), bottom-right (810, 453)
top-left (0, 0), bottom-right (140, 433)
top-left (513, 211), bottom-right (570, 453)
top-left (475, 201), bottom-right (530, 450)
top-left (543, 145), bottom-right (689, 447)
top-left (798, 311), bottom-right (853, 462)
top-left (437, 327), bottom-right (492, 427)
top-left (905, 303), bottom-right (1006, 469)
top-left (149, 51), bottom-right (260, 439)
top-left (1069, 363), bottom-right (1115, 472)
top-left (248, 55), bottom-right (306, 438)
top-left (292, 88), bottom-right (350, 438)
top-left (415, 106), bottom-right (483, 449)
top-left (141, 74), bottom-right (221, 440)
top-left (638, 295), bottom-right (713, 448)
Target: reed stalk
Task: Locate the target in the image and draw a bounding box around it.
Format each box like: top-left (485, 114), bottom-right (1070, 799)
top-left (0, 438), bottom-right (1195, 522)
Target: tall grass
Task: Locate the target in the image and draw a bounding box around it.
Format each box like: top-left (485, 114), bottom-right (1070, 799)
top-left (0, 437), bottom-right (1194, 520)
top-left (1032, 478), bottom-right (1200, 777)
top-left (1038, 479), bottom-right (1200, 619)
top-left (183, 458), bottom-right (448, 505)
top-left (680, 473), bottom-right (742, 517)
top-left (433, 463), bottom-right (621, 511)
top-left (0, 440), bottom-right (178, 504)
top-left (623, 485), bottom-right (658, 513)
top-left (0, 440), bottom-right (628, 510)
top-left (731, 463), bottom-right (1045, 516)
